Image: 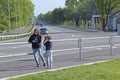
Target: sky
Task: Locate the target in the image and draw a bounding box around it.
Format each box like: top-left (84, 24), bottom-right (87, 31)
top-left (31, 0), bottom-right (66, 16)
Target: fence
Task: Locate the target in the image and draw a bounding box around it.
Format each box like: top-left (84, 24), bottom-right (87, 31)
top-left (0, 33), bottom-right (31, 41)
top-left (0, 26), bottom-right (33, 41)
top-left (0, 36), bottom-right (120, 60)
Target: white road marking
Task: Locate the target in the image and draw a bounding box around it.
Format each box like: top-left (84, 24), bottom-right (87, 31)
top-left (0, 57), bottom-right (33, 63)
top-left (96, 48), bottom-right (102, 50)
top-left (71, 34), bottom-right (81, 38)
top-left (0, 53), bottom-right (29, 58)
top-left (11, 47), bottom-right (18, 49)
top-left (72, 35), bottom-right (75, 37)
top-left (113, 46), bottom-right (117, 48)
top-left (0, 47), bottom-right (18, 50)
top-left (0, 45), bottom-right (30, 50)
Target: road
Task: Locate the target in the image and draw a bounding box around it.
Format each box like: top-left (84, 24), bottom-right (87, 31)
top-left (0, 25), bottom-right (120, 79)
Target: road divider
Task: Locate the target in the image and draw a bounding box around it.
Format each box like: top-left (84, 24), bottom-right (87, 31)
top-left (0, 26), bottom-right (33, 41)
top-left (0, 32), bottom-right (32, 41)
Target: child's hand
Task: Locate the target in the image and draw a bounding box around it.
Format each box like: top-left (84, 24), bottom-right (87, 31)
top-left (38, 43), bottom-right (41, 46)
top-left (32, 40), bottom-right (35, 42)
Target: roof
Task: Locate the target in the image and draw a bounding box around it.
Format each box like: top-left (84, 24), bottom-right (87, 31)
top-left (111, 10), bottom-right (120, 17)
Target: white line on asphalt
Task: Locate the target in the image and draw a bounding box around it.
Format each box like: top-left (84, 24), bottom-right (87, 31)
top-left (0, 47), bottom-right (17, 50)
top-left (0, 57), bottom-right (33, 63)
top-left (0, 45), bottom-right (30, 50)
top-left (10, 47), bottom-right (18, 49)
top-left (113, 46), bottom-right (117, 48)
top-left (96, 48), bottom-right (102, 50)
top-left (0, 53), bottom-right (28, 58)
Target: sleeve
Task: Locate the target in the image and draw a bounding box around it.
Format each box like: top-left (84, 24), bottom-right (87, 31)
top-left (28, 35), bottom-right (33, 43)
top-left (50, 42), bottom-right (52, 48)
top-left (38, 35), bottom-right (41, 43)
top-left (44, 41), bottom-right (46, 46)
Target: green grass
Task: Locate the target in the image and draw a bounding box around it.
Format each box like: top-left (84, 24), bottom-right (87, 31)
top-left (25, 26), bottom-right (33, 33)
top-left (9, 59), bottom-right (120, 80)
top-left (0, 26), bottom-right (33, 41)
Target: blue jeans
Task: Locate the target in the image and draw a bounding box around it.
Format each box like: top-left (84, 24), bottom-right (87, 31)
top-left (45, 50), bottom-right (53, 68)
top-left (33, 48), bottom-right (45, 66)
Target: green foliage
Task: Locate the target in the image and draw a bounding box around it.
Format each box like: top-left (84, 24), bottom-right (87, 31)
top-left (95, 0), bottom-right (120, 30)
top-left (52, 8), bottom-right (65, 23)
top-left (38, 0), bottom-right (92, 27)
top-left (0, 0), bottom-right (34, 32)
top-left (65, 0), bottom-right (78, 12)
top-left (38, 0), bottom-right (120, 30)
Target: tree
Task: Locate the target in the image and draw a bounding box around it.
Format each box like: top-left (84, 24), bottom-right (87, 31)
top-left (0, 0), bottom-right (34, 32)
top-left (95, 0), bottom-right (120, 30)
top-left (52, 8), bottom-right (65, 23)
top-left (65, 0), bottom-right (78, 12)
top-left (38, 8), bottom-right (68, 24)
top-left (65, 0), bottom-right (87, 26)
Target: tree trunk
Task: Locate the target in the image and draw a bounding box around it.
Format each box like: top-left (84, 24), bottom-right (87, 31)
top-left (101, 19), bottom-right (107, 31)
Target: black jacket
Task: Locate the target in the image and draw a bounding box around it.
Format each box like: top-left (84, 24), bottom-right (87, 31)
top-left (28, 34), bottom-right (41, 49)
top-left (44, 41), bottom-right (52, 50)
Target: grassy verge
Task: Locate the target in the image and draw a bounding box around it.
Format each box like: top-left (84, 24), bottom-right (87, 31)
top-left (0, 26), bottom-right (33, 41)
top-left (25, 26), bottom-right (33, 33)
top-left (9, 59), bottom-right (120, 80)
top-left (0, 26), bottom-right (33, 36)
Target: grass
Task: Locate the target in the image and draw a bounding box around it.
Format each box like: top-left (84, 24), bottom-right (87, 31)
top-left (25, 26), bottom-right (33, 33)
top-left (0, 26), bottom-right (33, 41)
top-left (9, 59), bottom-right (120, 80)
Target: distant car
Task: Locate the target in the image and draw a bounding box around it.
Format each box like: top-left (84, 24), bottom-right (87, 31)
top-left (40, 28), bottom-right (48, 35)
top-left (39, 23), bottom-right (43, 26)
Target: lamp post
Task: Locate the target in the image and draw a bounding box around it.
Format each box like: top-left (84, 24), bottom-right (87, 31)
top-left (8, 0), bottom-right (11, 34)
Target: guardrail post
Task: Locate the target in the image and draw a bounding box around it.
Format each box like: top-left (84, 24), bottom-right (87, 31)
top-left (78, 38), bottom-right (82, 60)
top-left (109, 36), bottom-right (113, 55)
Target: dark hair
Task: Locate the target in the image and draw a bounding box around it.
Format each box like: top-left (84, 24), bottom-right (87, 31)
top-left (34, 28), bottom-right (40, 36)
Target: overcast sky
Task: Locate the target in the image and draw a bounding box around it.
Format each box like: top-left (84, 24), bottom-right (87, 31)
top-left (32, 0), bottom-right (66, 16)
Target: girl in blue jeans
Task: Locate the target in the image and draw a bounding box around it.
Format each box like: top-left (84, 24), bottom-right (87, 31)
top-left (28, 29), bottom-right (45, 67)
top-left (44, 35), bottom-right (53, 69)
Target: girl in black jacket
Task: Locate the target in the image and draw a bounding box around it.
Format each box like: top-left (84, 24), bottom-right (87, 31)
top-left (44, 35), bottom-right (53, 69)
top-left (28, 29), bottom-right (45, 67)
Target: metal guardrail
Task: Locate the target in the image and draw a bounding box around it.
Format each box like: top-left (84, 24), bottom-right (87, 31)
top-left (0, 26), bottom-right (33, 41)
top-left (0, 36), bottom-right (120, 60)
top-left (0, 32), bottom-right (32, 41)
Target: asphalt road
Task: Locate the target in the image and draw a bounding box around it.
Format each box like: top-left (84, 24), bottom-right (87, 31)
top-left (0, 25), bottom-right (120, 79)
